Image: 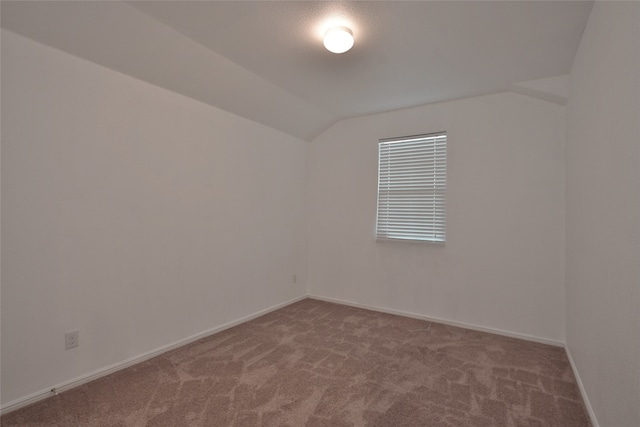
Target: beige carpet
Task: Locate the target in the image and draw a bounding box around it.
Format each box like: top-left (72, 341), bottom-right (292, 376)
top-left (1, 299), bottom-right (591, 426)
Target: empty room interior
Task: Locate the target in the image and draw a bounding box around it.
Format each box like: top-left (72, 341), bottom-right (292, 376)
top-left (1, 1), bottom-right (638, 426)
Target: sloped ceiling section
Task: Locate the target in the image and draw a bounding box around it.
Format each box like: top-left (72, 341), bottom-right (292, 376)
top-left (511, 75), bottom-right (570, 105)
top-left (1, 1), bottom-right (336, 140)
top-left (1, 1), bottom-right (593, 141)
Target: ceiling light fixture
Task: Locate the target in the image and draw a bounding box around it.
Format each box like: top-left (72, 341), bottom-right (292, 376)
top-left (323, 26), bottom-right (354, 54)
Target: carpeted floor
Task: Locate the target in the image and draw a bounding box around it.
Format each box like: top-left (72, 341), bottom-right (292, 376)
top-left (1, 299), bottom-right (591, 426)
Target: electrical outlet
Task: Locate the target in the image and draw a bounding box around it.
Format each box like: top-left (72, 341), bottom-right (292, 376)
top-left (65, 330), bottom-right (79, 350)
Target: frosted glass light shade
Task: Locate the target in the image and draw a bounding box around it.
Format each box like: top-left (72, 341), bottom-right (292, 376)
top-left (323, 26), bottom-right (354, 54)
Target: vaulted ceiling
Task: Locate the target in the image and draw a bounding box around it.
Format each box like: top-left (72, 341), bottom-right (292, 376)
top-left (1, 1), bottom-right (593, 140)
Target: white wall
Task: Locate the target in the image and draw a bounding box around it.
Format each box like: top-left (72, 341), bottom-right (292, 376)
top-left (1, 30), bottom-right (307, 406)
top-left (307, 92), bottom-right (566, 342)
top-left (565, 2), bottom-right (640, 426)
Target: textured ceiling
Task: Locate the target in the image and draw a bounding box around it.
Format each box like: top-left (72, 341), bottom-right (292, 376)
top-left (2, 1), bottom-right (593, 140)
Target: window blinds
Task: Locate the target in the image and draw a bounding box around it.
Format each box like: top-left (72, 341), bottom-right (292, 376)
top-left (376, 132), bottom-right (447, 243)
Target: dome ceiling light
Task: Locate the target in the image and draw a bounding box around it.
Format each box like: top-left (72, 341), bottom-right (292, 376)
top-left (323, 26), bottom-right (354, 54)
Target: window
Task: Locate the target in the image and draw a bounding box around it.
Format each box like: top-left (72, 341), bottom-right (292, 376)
top-left (376, 132), bottom-right (447, 243)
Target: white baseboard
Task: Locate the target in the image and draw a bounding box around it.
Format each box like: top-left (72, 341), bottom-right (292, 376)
top-left (565, 346), bottom-right (600, 427)
top-left (308, 294), bottom-right (565, 348)
top-left (0, 294), bottom-right (307, 415)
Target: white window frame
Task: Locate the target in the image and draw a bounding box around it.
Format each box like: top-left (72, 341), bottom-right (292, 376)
top-left (376, 132), bottom-right (447, 243)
